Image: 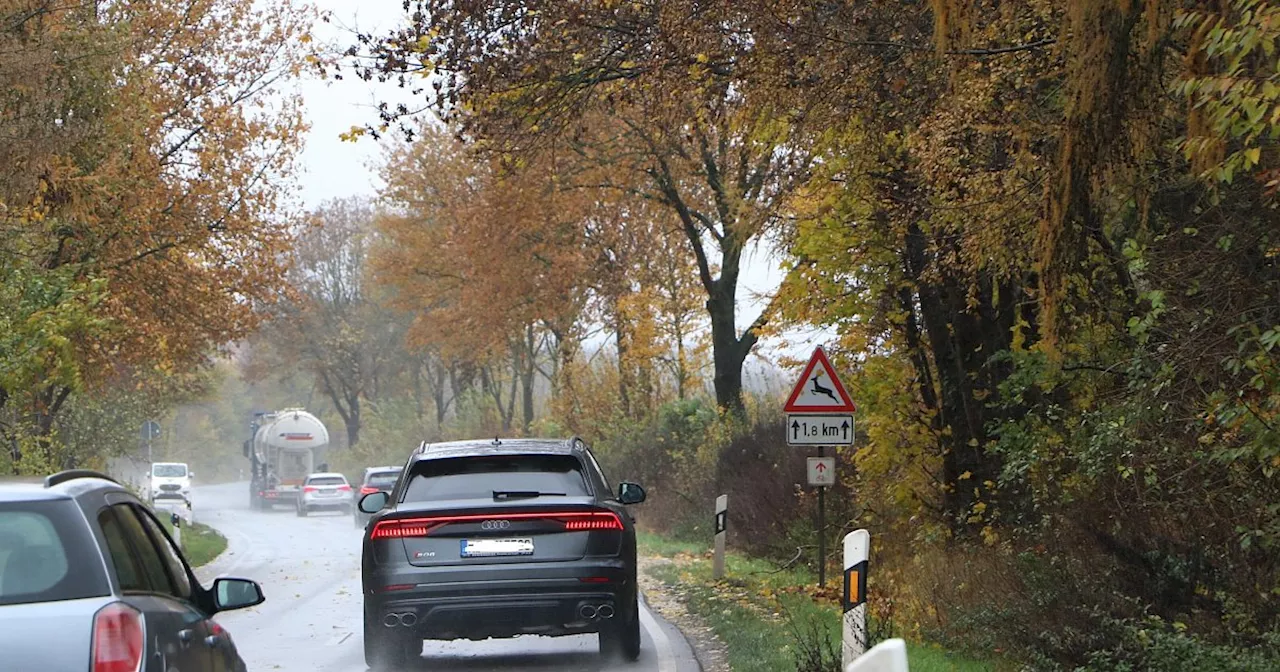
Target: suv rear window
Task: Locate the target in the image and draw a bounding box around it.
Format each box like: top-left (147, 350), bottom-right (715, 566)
top-left (365, 471), bottom-right (400, 487)
top-left (306, 476), bottom-right (346, 486)
top-left (0, 501), bottom-right (108, 606)
top-left (403, 454), bottom-right (590, 502)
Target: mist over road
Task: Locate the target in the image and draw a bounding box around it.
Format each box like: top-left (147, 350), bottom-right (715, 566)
top-left (191, 481), bottom-right (701, 671)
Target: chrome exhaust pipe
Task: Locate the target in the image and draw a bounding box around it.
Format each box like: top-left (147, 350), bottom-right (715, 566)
top-left (383, 613), bottom-right (401, 628)
top-left (400, 612), bottom-right (417, 627)
top-left (597, 604), bottom-right (615, 619)
top-left (578, 604), bottom-right (598, 620)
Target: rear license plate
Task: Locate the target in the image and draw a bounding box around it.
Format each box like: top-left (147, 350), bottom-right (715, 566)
top-left (460, 538), bottom-right (534, 558)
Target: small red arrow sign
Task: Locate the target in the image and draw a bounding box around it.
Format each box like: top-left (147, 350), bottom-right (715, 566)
top-left (815, 462), bottom-right (827, 473)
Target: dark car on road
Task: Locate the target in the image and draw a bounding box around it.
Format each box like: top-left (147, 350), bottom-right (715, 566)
top-left (353, 465), bottom-right (403, 528)
top-left (0, 470), bottom-right (266, 672)
top-left (358, 437), bottom-right (647, 669)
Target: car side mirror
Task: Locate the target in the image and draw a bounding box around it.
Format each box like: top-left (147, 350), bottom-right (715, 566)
top-left (188, 471), bottom-right (195, 479)
top-left (213, 578), bottom-right (264, 612)
top-left (359, 491), bottom-right (389, 513)
top-left (617, 482), bottom-right (646, 505)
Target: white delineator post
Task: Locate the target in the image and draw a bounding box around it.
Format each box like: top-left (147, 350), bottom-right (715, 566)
top-left (842, 529), bottom-right (871, 668)
top-left (845, 638), bottom-right (909, 672)
top-left (170, 511), bottom-right (183, 550)
top-left (712, 494), bottom-right (728, 579)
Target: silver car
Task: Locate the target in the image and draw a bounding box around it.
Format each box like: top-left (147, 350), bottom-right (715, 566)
top-left (295, 472), bottom-right (354, 517)
top-left (0, 469), bottom-right (265, 671)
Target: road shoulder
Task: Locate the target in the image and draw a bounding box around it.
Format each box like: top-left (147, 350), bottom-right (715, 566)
top-left (639, 555), bottom-right (730, 672)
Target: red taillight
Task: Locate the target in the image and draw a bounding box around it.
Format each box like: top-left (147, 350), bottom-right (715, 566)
top-left (303, 486), bottom-right (317, 493)
top-left (579, 576), bottom-right (612, 583)
top-left (338, 485), bottom-right (352, 492)
top-left (369, 510), bottom-right (624, 539)
top-left (92, 602), bottom-right (143, 672)
top-left (563, 513), bottom-right (625, 531)
top-left (360, 486), bottom-right (378, 496)
top-left (370, 519), bottom-right (441, 539)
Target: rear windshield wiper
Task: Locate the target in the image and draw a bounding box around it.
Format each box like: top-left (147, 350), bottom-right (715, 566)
top-left (492, 490), bottom-right (567, 500)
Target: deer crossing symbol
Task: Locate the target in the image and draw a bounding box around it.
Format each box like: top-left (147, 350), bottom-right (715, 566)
top-left (810, 372), bottom-right (838, 402)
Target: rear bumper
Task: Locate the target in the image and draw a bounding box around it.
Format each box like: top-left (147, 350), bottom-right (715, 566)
top-left (364, 559), bottom-right (635, 640)
top-left (301, 495), bottom-right (352, 509)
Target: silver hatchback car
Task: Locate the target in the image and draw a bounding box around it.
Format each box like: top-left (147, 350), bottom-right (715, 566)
top-left (295, 472), bottom-right (354, 516)
top-left (0, 470), bottom-right (265, 672)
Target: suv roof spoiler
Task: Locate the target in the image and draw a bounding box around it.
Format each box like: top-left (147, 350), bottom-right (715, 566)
top-left (412, 436), bottom-right (588, 456)
top-left (45, 469), bottom-right (119, 488)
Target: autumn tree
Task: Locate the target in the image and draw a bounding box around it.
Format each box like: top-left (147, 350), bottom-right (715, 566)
top-left (347, 2), bottom-right (812, 414)
top-left (760, 0), bottom-right (1280, 663)
top-left (252, 197), bottom-right (412, 449)
top-left (374, 122), bottom-right (593, 433)
top-left (1, 0), bottom-right (314, 469)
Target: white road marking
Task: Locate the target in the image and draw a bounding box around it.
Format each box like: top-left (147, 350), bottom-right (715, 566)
top-left (639, 595), bottom-right (677, 672)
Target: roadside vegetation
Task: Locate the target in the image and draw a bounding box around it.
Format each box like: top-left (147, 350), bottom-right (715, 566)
top-left (638, 532), bottom-right (996, 672)
top-left (160, 519), bottom-right (228, 570)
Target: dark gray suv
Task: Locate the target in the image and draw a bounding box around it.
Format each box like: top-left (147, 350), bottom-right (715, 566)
top-left (358, 437), bottom-right (647, 669)
top-left (0, 470), bottom-right (265, 671)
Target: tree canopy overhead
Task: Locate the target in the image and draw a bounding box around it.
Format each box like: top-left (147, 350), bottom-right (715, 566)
top-left (2, 0), bottom-right (314, 467)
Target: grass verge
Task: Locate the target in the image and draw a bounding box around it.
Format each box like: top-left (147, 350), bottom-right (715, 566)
top-left (161, 518), bottom-right (227, 568)
top-left (637, 530), bottom-right (1000, 672)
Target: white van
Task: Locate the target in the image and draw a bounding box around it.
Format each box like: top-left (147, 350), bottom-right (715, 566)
top-left (150, 462), bottom-right (193, 506)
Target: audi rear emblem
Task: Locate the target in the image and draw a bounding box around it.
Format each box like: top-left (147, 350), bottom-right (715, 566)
top-left (481, 520), bottom-right (511, 530)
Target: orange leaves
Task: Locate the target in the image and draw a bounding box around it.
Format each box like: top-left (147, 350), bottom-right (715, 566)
top-left (0, 0), bottom-right (313, 430)
top-left (373, 123), bottom-right (590, 362)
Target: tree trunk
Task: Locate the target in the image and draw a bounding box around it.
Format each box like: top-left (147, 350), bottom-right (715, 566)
top-left (706, 279), bottom-right (753, 416)
top-left (520, 324), bottom-right (536, 432)
top-left (345, 394), bottom-right (361, 449)
top-left (904, 220), bottom-right (1007, 533)
top-left (614, 307), bottom-right (632, 417)
top-left (433, 360), bottom-right (450, 431)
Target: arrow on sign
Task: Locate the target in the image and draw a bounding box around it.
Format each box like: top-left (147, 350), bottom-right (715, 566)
top-left (815, 461), bottom-right (828, 473)
top-left (792, 420), bottom-right (800, 440)
top-left (842, 420), bottom-right (850, 441)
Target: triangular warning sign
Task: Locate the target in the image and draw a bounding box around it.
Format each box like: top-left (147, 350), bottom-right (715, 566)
top-left (784, 346), bottom-right (856, 413)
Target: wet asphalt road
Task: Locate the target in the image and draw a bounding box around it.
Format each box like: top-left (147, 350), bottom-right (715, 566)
top-left (190, 482), bottom-right (701, 672)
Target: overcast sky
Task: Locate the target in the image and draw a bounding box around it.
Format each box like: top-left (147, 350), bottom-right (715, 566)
top-left (291, 3), bottom-right (832, 369)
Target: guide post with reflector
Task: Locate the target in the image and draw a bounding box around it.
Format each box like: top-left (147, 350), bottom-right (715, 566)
top-left (713, 494), bottom-right (727, 579)
top-left (842, 529), bottom-right (871, 667)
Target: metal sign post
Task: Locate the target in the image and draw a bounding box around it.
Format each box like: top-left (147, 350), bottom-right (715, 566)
top-left (712, 494), bottom-right (727, 580)
top-left (786, 346), bottom-right (857, 590)
top-left (141, 420), bottom-right (161, 463)
top-left (818, 446), bottom-right (826, 588)
top-left (842, 529), bottom-right (871, 666)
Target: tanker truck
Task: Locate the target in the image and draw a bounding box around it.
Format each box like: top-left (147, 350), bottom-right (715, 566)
top-left (242, 408), bottom-right (329, 510)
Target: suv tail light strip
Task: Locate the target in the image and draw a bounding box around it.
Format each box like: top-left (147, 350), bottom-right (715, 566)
top-left (92, 602), bottom-right (144, 672)
top-left (360, 486), bottom-right (379, 495)
top-left (371, 511), bottom-right (624, 539)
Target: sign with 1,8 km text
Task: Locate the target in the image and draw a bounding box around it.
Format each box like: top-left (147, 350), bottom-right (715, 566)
top-left (788, 414), bottom-right (855, 446)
